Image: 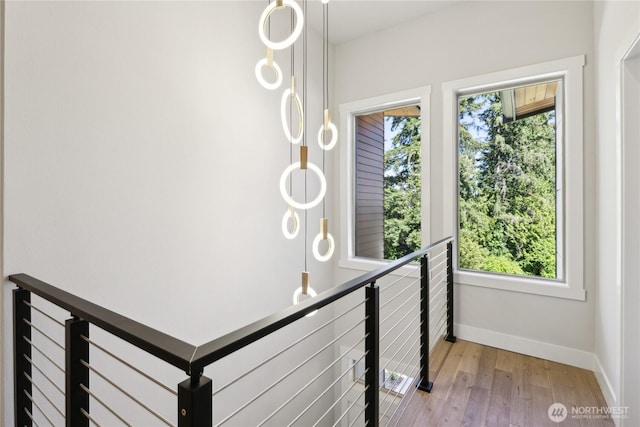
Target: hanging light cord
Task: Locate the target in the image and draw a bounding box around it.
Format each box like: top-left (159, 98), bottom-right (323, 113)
top-left (303, 0), bottom-right (308, 272)
top-left (322, 1), bottom-right (328, 218)
top-left (289, 5), bottom-right (295, 195)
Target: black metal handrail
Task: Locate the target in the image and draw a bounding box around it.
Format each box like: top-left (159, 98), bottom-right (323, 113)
top-left (190, 236), bottom-right (453, 372)
top-left (9, 273), bottom-right (197, 373)
top-left (10, 236), bottom-right (453, 376)
top-left (10, 235), bottom-right (455, 426)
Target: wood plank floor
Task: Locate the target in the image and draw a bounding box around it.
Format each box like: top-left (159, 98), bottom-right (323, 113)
top-left (393, 340), bottom-right (615, 427)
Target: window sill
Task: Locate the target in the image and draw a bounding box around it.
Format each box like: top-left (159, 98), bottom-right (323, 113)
top-left (455, 270), bottom-right (586, 301)
top-left (339, 257), bottom-right (421, 278)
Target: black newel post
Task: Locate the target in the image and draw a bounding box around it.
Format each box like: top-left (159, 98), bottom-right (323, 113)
top-left (445, 242), bottom-right (457, 343)
top-left (66, 317), bottom-right (90, 427)
top-left (364, 282), bottom-right (380, 427)
top-left (178, 373), bottom-right (212, 427)
top-left (14, 288), bottom-right (32, 427)
top-left (417, 255), bottom-right (433, 392)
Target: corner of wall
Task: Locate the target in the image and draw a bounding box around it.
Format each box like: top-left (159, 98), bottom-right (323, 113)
top-left (594, 355), bottom-right (618, 408)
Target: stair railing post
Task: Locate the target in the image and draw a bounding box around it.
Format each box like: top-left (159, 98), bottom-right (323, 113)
top-left (364, 281), bottom-right (380, 427)
top-left (178, 373), bottom-right (212, 427)
top-left (66, 316), bottom-right (90, 427)
top-left (445, 241), bottom-right (457, 343)
top-left (13, 288), bottom-right (32, 427)
top-left (417, 255), bottom-right (433, 392)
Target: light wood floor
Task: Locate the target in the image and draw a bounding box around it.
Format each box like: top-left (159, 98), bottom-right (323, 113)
top-left (393, 339), bottom-right (615, 427)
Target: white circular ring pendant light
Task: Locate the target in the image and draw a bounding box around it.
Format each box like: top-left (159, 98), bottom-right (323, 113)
top-left (255, 57), bottom-right (283, 90)
top-left (281, 206), bottom-right (300, 239)
top-left (258, 0), bottom-right (304, 51)
top-left (279, 161), bottom-right (327, 210)
top-left (281, 87), bottom-right (304, 144)
top-left (312, 232), bottom-right (335, 262)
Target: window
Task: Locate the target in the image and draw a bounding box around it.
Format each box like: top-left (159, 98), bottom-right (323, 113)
top-left (442, 56), bottom-right (585, 300)
top-left (354, 107), bottom-right (421, 260)
top-left (352, 358), bottom-right (414, 396)
top-left (457, 80), bottom-right (562, 280)
top-left (339, 87), bottom-right (431, 272)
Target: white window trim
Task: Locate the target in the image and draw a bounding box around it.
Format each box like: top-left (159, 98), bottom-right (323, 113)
top-left (442, 55), bottom-right (586, 301)
top-left (338, 86), bottom-right (431, 276)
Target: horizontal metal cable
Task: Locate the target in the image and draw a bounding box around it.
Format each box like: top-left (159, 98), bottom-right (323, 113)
top-left (23, 300), bottom-right (66, 328)
top-left (431, 308), bottom-right (447, 334)
top-left (430, 278), bottom-right (446, 297)
top-left (286, 350), bottom-right (368, 426)
top-left (380, 309), bottom-right (421, 359)
top-left (379, 277), bottom-right (419, 311)
top-left (257, 335), bottom-right (367, 426)
top-left (81, 408), bottom-right (102, 427)
top-left (379, 341), bottom-right (420, 419)
top-left (380, 289), bottom-right (420, 326)
top-left (429, 269), bottom-right (447, 287)
top-left (24, 318), bottom-right (65, 352)
top-left (429, 283), bottom-right (446, 308)
top-left (24, 372), bottom-right (65, 419)
top-left (333, 386), bottom-right (368, 427)
top-left (25, 389), bottom-right (56, 426)
top-left (429, 258), bottom-right (447, 277)
top-left (429, 249), bottom-right (446, 263)
top-left (379, 323), bottom-right (420, 380)
top-left (25, 354), bottom-right (65, 396)
top-left (25, 337), bottom-right (65, 374)
top-left (80, 383), bottom-right (132, 427)
top-left (386, 363), bottom-right (421, 427)
top-left (432, 303), bottom-right (447, 325)
top-left (216, 318), bottom-right (367, 426)
top-left (81, 360), bottom-right (173, 427)
top-left (348, 402), bottom-right (367, 427)
top-left (213, 300), bottom-right (365, 397)
top-left (24, 408), bottom-right (40, 427)
top-left (430, 295), bottom-right (446, 319)
top-left (433, 317), bottom-right (447, 337)
top-left (81, 335), bottom-right (176, 396)
top-left (311, 368), bottom-right (367, 427)
top-left (431, 326), bottom-right (447, 351)
top-left (380, 264), bottom-right (420, 294)
top-left (380, 300), bottom-right (420, 345)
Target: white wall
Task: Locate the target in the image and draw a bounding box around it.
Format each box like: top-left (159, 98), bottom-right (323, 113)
top-left (333, 1), bottom-right (597, 368)
top-left (3, 1), bottom-right (335, 424)
top-left (0, 0), bottom-right (5, 420)
top-left (592, 0), bottom-right (640, 411)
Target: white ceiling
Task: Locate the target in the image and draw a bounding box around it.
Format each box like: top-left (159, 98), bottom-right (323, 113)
top-left (305, 0), bottom-right (458, 45)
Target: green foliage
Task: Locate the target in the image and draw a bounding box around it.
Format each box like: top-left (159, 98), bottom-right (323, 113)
top-left (383, 116), bottom-right (421, 260)
top-left (458, 92), bottom-right (557, 278)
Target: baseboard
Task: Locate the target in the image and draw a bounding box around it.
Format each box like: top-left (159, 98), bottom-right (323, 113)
top-left (455, 323), bottom-right (595, 370)
top-left (594, 355), bottom-right (618, 408)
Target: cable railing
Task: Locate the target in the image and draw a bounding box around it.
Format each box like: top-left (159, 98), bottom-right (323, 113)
top-left (10, 236), bottom-right (455, 426)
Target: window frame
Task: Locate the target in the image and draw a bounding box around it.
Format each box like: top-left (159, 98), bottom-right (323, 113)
top-left (442, 55), bottom-right (586, 301)
top-left (339, 87), bottom-right (431, 274)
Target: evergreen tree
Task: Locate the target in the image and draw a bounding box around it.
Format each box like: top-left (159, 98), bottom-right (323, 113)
top-left (458, 92), bottom-right (557, 278)
top-left (383, 116), bottom-right (421, 260)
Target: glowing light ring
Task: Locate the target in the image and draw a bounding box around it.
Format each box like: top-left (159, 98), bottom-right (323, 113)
top-left (255, 58), bottom-right (283, 90)
top-left (317, 121), bottom-right (338, 151)
top-left (281, 208), bottom-right (300, 239)
top-left (293, 286), bottom-right (318, 317)
top-left (279, 162), bottom-right (327, 210)
top-left (281, 88), bottom-right (304, 144)
top-left (258, 0), bottom-right (304, 51)
top-left (312, 232), bottom-right (335, 262)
